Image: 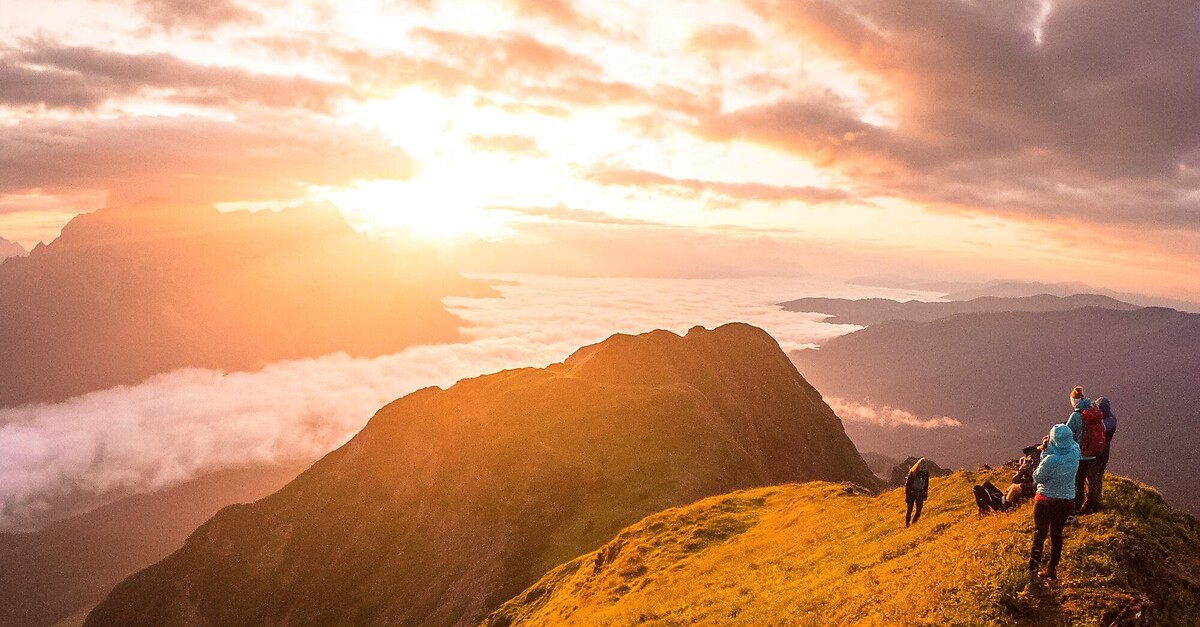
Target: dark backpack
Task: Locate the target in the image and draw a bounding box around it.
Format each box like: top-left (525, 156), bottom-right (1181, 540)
top-left (1079, 407), bottom-right (1107, 457)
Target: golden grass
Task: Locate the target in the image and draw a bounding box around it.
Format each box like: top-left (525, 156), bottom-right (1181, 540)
top-left (487, 471), bottom-right (1200, 626)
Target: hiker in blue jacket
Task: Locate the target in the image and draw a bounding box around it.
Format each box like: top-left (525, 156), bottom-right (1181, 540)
top-left (1086, 397), bottom-right (1118, 512)
top-left (1028, 423), bottom-right (1080, 580)
top-left (1064, 387), bottom-right (1098, 521)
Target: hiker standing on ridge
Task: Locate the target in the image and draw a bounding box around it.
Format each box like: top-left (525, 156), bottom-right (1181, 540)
top-left (1029, 423), bottom-right (1080, 581)
top-left (904, 458), bottom-right (930, 527)
top-left (1065, 386), bottom-right (1106, 522)
top-left (1086, 397), bottom-right (1118, 513)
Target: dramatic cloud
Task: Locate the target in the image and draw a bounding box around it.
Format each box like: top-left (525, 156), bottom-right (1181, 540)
top-left (333, 29), bottom-right (718, 115)
top-left (583, 165), bottom-right (852, 204)
top-left (825, 397), bottom-right (962, 429)
top-left (466, 133), bottom-right (545, 157)
top-left (0, 41), bottom-right (348, 111)
top-left (685, 24), bottom-right (759, 55)
top-left (506, 0), bottom-right (598, 32)
top-left (131, 0), bottom-right (260, 30)
top-left (0, 275), bottom-right (936, 530)
top-left (718, 0), bottom-right (1200, 229)
top-left (0, 114), bottom-right (412, 205)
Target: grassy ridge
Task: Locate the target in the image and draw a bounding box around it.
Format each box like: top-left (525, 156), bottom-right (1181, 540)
top-left (487, 471), bottom-right (1200, 626)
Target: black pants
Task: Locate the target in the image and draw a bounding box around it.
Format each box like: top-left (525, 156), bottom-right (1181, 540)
top-left (1030, 497), bottom-right (1073, 572)
top-left (1075, 458), bottom-right (1098, 512)
top-left (906, 497), bottom-right (924, 525)
top-left (1087, 447), bottom-right (1111, 511)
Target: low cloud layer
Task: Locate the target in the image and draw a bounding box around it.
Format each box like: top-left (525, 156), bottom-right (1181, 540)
top-left (825, 397), bottom-right (962, 430)
top-left (0, 275), bottom-right (936, 531)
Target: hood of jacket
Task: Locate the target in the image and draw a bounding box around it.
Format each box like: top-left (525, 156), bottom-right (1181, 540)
top-left (1073, 397), bottom-right (1093, 412)
top-left (1097, 396), bottom-right (1112, 416)
top-left (1047, 423), bottom-right (1079, 456)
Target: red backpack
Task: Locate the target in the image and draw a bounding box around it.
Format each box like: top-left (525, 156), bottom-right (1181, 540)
top-left (1079, 407), bottom-right (1107, 457)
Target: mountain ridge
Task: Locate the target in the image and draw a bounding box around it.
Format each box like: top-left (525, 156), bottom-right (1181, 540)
top-left (489, 470), bottom-right (1200, 625)
top-left (85, 323), bottom-right (877, 627)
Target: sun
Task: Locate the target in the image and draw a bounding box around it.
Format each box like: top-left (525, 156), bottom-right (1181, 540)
top-left (321, 179), bottom-right (512, 240)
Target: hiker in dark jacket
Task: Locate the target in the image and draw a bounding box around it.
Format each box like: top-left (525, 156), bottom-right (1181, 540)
top-left (1064, 387), bottom-right (1100, 521)
top-left (1029, 423), bottom-right (1080, 580)
top-left (904, 458), bottom-right (930, 527)
top-left (1085, 397), bottom-right (1118, 512)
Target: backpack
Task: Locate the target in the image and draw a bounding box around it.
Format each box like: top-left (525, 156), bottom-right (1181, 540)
top-left (1079, 407), bottom-right (1107, 457)
top-left (909, 474), bottom-right (928, 492)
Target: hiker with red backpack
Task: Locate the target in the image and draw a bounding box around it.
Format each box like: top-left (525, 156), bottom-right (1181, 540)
top-left (1087, 397), bottom-right (1118, 512)
top-left (1065, 386), bottom-right (1106, 522)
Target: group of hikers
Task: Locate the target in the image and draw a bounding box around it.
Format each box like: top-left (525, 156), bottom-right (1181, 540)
top-left (903, 386), bottom-right (1119, 580)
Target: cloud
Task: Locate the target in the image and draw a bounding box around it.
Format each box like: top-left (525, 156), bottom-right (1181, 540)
top-left (582, 165), bottom-right (853, 204)
top-left (0, 41), bottom-right (349, 112)
top-left (718, 0), bottom-right (1200, 229)
top-left (465, 133), bottom-right (545, 157)
top-left (825, 397), bottom-right (962, 429)
top-left (488, 203), bottom-right (659, 226)
top-left (131, 0), bottom-right (260, 31)
top-left (0, 274), bottom-right (934, 531)
top-left (333, 29), bottom-right (718, 116)
top-left (0, 114), bottom-right (413, 205)
top-left (506, 0), bottom-right (598, 32)
top-left (685, 24), bottom-right (759, 56)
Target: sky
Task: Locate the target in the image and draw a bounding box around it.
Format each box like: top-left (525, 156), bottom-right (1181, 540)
top-left (0, 274), bottom-right (948, 531)
top-left (2, 0), bottom-right (1200, 297)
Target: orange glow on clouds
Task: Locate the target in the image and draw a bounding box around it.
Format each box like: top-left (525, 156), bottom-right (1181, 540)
top-left (1, 0), bottom-right (1198, 297)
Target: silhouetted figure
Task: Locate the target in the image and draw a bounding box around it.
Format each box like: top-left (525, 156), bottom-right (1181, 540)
top-left (904, 458), bottom-right (930, 526)
top-left (1029, 424), bottom-right (1080, 581)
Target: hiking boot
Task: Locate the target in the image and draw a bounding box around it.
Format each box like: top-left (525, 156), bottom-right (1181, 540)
top-left (1038, 569), bottom-right (1057, 580)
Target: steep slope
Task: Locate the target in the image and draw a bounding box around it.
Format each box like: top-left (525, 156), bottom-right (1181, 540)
top-left (489, 471), bottom-right (1200, 626)
top-left (793, 306), bottom-right (1200, 516)
top-left (85, 323), bottom-right (877, 627)
top-left (0, 202), bottom-right (487, 407)
top-left (0, 465), bottom-right (303, 627)
top-left (779, 293), bottom-right (1137, 326)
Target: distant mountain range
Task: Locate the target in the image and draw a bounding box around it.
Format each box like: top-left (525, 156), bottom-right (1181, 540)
top-left (84, 324), bottom-right (877, 627)
top-left (0, 236), bottom-right (25, 260)
top-left (779, 293), bottom-right (1137, 326)
top-left (0, 465), bottom-right (303, 627)
top-left (847, 275), bottom-right (1200, 312)
top-left (794, 305), bottom-right (1200, 516)
top-left (489, 471), bottom-right (1200, 625)
top-left (0, 202), bottom-right (489, 407)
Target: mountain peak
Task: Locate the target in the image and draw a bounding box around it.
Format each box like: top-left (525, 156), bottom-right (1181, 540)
top-left (86, 324), bottom-right (877, 627)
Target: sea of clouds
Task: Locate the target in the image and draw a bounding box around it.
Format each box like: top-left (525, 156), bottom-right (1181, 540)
top-left (0, 275), bottom-right (944, 531)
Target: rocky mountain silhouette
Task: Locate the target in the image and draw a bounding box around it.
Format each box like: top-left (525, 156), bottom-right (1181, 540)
top-left (0, 465), bottom-right (303, 627)
top-left (84, 323), bottom-right (877, 627)
top-left (489, 471), bottom-right (1200, 625)
top-left (0, 236), bottom-right (25, 260)
top-left (779, 293), bottom-right (1137, 326)
top-left (794, 306), bottom-right (1200, 516)
top-left (0, 202), bottom-right (488, 408)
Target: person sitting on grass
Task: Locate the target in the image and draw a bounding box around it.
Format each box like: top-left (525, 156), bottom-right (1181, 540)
top-left (904, 458), bottom-right (930, 527)
top-left (1029, 423), bottom-right (1080, 581)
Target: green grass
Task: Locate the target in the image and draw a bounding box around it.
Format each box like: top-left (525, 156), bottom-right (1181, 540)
top-left (485, 471), bottom-right (1200, 626)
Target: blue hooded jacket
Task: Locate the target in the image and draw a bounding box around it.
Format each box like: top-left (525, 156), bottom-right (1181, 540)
top-left (1033, 423), bottom-right (1081, 500)
top-left (1065, 397), bottom-right (1096, 460)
